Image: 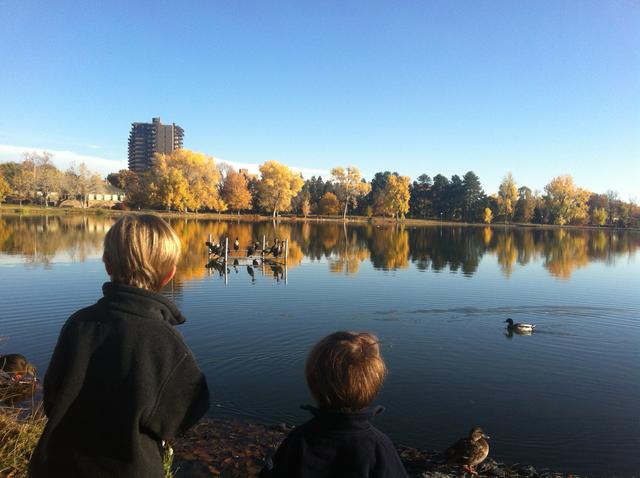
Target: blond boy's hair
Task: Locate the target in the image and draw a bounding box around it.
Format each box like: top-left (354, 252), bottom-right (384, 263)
top-left (103, 215), bottom-right (181, 291)
top-left (305, 331), bottom-right (386, 411)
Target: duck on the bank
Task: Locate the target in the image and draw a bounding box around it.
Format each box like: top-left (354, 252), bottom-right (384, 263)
top-left (505, 318), bottom-right (536, 332)
top-left (252, 259), bottom-right (259, 266)
top-left (444, 426), bottom-right (490, 476)
top-left (0, 354), bottom-right (37, 382)
top-left (247, 244), bottom-right (256, 256)
top-left (233, 237), bottom-right (240, 252)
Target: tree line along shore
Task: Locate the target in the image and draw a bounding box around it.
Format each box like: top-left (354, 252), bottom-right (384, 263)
top-left (1, 149), bottom-right (638, 228)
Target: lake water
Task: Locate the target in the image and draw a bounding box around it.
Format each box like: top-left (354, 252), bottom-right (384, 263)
top-left (1, 214), bottom-right (639, 476)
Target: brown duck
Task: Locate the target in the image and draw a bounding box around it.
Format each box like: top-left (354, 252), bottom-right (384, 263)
top-left (0, 354), bottom-right (37, 382)
top-left (444, 426), bottom-right (490, 475)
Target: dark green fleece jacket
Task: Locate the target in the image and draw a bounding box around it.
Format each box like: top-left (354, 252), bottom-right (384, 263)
top-left (29, 282), bottom-right (209, 478)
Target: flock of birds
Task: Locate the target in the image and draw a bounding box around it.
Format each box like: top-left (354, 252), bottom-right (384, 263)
top-left (205, 238), bottom-right (287, 282)
top-left (1, 319), bottom-right (536, 475)
top-left (205, 237), bottom-right (286, 259)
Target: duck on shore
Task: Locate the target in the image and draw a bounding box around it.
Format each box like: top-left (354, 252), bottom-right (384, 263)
top-left (505, 318), bottom-right (536, 333)
top-left (443, 427), bottom-right (490, 476)
top-left (0, 354), bottom-right (37, 383)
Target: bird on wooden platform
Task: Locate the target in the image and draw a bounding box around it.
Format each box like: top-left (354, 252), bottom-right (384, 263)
top-left (505, 318), bottom-right (536, 333)
top-left (233, 237), bottom-right (240, 252)
top-left (443, 427), bottom-right (490, 476)
top-left (0, 354), bottom-right (37, 382)
top-left (247, 244), bottom-right (256, 256)
top-left (271, 239), bottom-right (281, 258)
top-left (205, 241), bottom-right (220, 255)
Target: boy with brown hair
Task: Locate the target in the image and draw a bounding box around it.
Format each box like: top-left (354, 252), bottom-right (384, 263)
top-left (260, 331), bottom-right (408, 477)
top-left (30, 215), bottom-right (209, 478)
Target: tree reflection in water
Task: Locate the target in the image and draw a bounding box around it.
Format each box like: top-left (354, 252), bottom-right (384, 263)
top-left (1, 216), bottom-right (638, 283)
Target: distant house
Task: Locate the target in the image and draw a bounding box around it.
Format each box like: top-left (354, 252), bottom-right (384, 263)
top-left (87, 184), bottom-right (126, 204)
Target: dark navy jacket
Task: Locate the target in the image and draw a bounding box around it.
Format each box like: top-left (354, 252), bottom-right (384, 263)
top-left (29, 282), bottom-right (210, 478)
top-left (259, 405), bottom-right (408, 478)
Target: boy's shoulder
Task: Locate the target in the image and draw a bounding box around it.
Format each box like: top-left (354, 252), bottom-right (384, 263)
top-left (62, 292), bottom-right (189, 350)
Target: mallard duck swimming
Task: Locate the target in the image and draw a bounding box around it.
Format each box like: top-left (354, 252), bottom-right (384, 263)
top-left (444, 426), bottom-right (490, 476)
top-left (505, 318), bottom-right (535, 332)
top-left (0, 354), bottom-right (37, 382)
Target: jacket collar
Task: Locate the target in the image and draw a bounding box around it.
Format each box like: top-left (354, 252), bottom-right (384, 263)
top-left (301, 404), bottom-right (385, 431)
top-left (100, 282), bottom-right (186, 326)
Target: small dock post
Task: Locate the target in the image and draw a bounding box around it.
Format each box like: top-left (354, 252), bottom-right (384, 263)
top-left (224, 237), bottom-right (229, 264)
top-left (284, 239), bottom-right (289, 263)
top-left (262, 235), bottom-right (266, 254)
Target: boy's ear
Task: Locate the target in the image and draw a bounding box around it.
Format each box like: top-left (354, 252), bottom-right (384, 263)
top-left (159, 265), bottom-right (177, 288)
top-left (103, 254), bottom-right (113, 275)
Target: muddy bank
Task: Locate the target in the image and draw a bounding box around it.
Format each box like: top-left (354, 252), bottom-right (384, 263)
top-left (171, 417), bottom-right (578, 478)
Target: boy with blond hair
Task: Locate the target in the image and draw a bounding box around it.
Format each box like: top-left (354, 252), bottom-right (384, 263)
top-left (30, 215), bottom-right (209, 478)
top-left (260, 331), bottom-right (408, 477)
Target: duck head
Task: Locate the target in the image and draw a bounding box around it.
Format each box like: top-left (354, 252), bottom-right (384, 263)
top-left (469, 427), bottom-right (490, 441)
top-left (504, 318), bottom-right (514, 326)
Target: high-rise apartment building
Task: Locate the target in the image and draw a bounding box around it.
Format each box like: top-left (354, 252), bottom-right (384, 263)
top-left (127, 117), bottom-right (184, 172)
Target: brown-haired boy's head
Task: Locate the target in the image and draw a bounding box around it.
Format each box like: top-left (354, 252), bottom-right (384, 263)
top-left (103, 214), bottom-right (181, 291)
top-left (305, 331), bottom-right (386, 412)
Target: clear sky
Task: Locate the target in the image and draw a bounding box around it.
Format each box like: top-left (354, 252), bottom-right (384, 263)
top-left (1, 0), bottom-right (638, 199)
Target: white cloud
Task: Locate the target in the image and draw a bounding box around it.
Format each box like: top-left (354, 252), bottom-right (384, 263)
top-left (0, 144), bottom-right (127, 176)
top-left (0, 144), bottom-right (329, 180)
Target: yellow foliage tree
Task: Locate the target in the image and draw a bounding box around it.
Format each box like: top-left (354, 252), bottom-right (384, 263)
top-left (381, 175), bottom-right (410, 220)
top-left (497, 172), bottom-right (517, 223)
top-left (257, 160), bottom-right (304, 217)
top-left (0, 172), bottom-right (10, 207)
top-left (544, 175), bottom-right (590, 225)
top-left (318, 192), bottom-right (341, 215)
top-left (483, 207), bottom-right (493, 224)
top-left (592, 207), bottom-right (607, 226)
top-left (221, 170), bottom-right (252, 213)
top-left (330, 166), bottom-right (371, 220)
top-left (150, 150), bottom-right (226, 212)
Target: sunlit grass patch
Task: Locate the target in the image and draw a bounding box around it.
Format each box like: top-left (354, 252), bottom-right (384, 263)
top-left (0, 405), bottom-right (46, 478)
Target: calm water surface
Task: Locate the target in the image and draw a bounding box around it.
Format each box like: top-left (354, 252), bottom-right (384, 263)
top-left (1, 215), bottom-right (639, 476)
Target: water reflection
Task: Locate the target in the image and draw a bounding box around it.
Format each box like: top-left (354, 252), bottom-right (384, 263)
top-left (1, 216), bottom-right (638, 282)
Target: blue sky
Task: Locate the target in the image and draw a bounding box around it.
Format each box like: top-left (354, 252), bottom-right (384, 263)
top-left (1, 1), bottom-right (638, 199)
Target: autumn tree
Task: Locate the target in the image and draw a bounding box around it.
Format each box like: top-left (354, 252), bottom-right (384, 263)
top-left (221, 169), bottom-right (252, 214)
top-left (382, 175), bottom-right (411, 220)
top-left (63, 162), bottom-right (99, 207)
top-left (544, 175), bottom-right (590, 225)
top-left (300, 193), bottom-right (311, 217)
top-left (150, 149), bottom-right (225, 212)
top-left (27, 151), bottom-right (61, 207)
top-left (257, 160), bottom-right (304, 217)
top-left (483, 207), bottom-right (494, 224)
top-left (9, 160), bottom-right (35, 206)
top-left (107, 170), bottom-right (147, 209)
top-left (318, 191), bottom-right (341, 215)
top-left (330, 166), bottom-right (371, 220)
top-left (0, 172), bottom-right (10, 207)
top-left (592, 208), bottom-right (607, 226)
top-left (497, 172), bottom-right (518, 223)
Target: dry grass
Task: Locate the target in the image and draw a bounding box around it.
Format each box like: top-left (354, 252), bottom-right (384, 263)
top-left (0, 405), bottom-right (46, 478)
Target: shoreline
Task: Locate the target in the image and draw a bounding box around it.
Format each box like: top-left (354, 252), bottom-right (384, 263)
top-left (172, 416), bottom-right (579, 478)
top-left (1, 205), bottom-right (637, 232)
